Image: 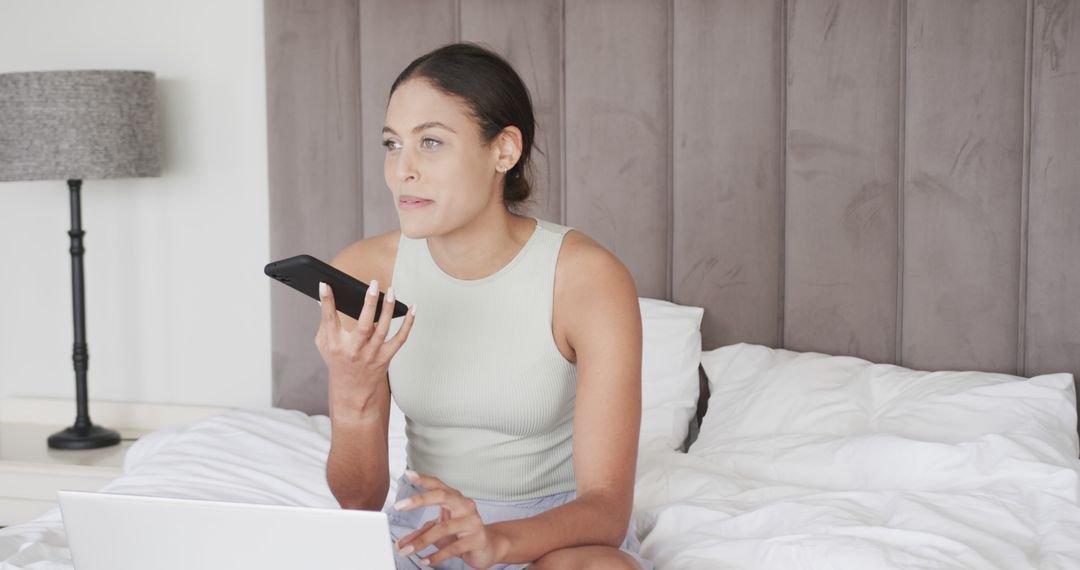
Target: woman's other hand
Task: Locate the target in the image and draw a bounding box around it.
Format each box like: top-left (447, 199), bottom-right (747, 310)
top-left (315, 280), bottom-right (416, 416)
top-left (393, 471), bottom-right (511, 569)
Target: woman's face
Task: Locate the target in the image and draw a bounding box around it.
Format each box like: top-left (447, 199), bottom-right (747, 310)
top-left (382, 78), bottom-right (501, 239)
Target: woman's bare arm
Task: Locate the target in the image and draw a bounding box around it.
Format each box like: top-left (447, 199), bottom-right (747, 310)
top-left (323, 238), bottom-right (410, 511)
top-left (325, 371), bottom-right (392, 510)
top-left (488, 234), bottom-right (643, 561)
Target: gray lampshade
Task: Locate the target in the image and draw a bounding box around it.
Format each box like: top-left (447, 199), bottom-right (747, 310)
top-left (0, 70), bottom-right (161, 182)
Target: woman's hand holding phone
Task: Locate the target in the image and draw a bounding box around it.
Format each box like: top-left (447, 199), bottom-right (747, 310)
top-left (315, 279), bottom-right (416, 420)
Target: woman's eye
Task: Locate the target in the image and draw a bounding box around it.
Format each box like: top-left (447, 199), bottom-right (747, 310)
top-left (382, 139), bottom-right (439, 151)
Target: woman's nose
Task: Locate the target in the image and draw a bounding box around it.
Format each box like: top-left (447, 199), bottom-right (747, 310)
top-left (395, 148), bottom-right (418, 182)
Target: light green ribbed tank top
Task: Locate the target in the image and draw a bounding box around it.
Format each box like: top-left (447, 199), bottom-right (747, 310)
top-left (387, 217), bottom-right (578, 501)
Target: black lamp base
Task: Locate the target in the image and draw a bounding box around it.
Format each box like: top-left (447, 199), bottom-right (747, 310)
top-left (48, 424), bottom-right (121, 450)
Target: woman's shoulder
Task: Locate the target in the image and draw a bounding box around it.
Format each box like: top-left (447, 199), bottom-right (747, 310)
top-left (556, 228), bottom-right (638, 302)
top-left (330, 229), bottom-right (401, 286)
top-left (553, 227), bottom-right (641, 354)
top-left (558, 228), bottom-right (629, 273)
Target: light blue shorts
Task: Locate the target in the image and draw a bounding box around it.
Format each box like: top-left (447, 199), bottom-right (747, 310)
top-left (384, 474), bottom-right (653, 569)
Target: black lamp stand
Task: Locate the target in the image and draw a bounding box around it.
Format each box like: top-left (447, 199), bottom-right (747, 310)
top-left (47, 179), bottom-right (122, 450)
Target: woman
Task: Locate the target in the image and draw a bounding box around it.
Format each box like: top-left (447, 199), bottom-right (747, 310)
top-left (315, 43), bottom-right (649, 570)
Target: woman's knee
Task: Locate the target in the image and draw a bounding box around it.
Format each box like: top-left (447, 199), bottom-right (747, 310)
top-left (529, 545), bottom-right (642, 570)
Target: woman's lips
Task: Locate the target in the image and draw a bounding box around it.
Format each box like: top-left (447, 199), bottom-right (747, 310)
top-left (398, 196), bottom-right (433, 210)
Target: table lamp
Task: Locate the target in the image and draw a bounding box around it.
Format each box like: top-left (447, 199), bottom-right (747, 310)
top-left (0, 70), bottom-right (161, 449)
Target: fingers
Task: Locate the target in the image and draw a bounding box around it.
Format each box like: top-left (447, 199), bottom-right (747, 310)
top-left (422, 534), bottom-right (483, 567)
top-left (390, 473), bottom-right (488, 567)
top-left (433, 507), bottom-right (454, 549)
top-left (318, 282), bottom-right (341, 331)
top-left (403, 470), bottom-right (448, 492)
top-left (395, 490), bottom-right (478, 521)
top-left (351, 279), bottom-right (381, 337)
top-left (385, 302), bottom-right (417, 353)
top-left (396, 519), bottom-right (437, 551)
top-left (394, 488), bottom-right (452, 512)
top-left (370, 286), bottom-right (397, 342)
top-left (316, 277), bottom-right (417, 375)
top-left (393, 471), bottom-right (474, 516)
top-left (402, 513), bottom-right (483, 560)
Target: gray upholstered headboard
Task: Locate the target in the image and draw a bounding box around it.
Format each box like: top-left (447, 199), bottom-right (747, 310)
top-left (263, 0), bottom-right (1080, 417)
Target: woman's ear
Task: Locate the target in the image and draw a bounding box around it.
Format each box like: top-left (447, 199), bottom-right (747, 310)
top-left (494, 126), bottom-right (523, 172)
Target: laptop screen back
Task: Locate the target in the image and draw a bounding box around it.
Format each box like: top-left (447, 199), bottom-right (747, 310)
top-left (58, 491), bottom-right (395, 570)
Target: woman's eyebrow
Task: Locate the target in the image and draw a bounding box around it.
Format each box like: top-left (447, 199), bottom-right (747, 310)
top-left (382, 121), bottom-right (456, 135)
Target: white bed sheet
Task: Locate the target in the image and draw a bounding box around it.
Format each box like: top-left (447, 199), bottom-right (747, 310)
top-left (633, 436), bottom-right (1080, 569)
top-left (4, 408), bottom-right (1080, 569)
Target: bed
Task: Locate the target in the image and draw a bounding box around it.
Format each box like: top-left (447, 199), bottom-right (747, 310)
top-left (2, 298), bottom-right (1078, 569)
top-left (4, 1), bottom-right (1079, 567)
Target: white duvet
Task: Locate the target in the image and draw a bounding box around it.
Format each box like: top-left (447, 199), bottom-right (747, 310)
top-left (3, 408), bottom-right (1080, 570)
top-left (0, 409), bottom-right (343, 570)
top-left (633, 435), bottom-right (1080, 569)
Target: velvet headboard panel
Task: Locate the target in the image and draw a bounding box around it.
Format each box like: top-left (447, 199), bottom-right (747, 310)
top-left (264, 0), bottom-right (1080, 416)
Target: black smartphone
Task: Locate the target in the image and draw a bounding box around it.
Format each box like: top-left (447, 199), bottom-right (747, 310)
top-left (264, 254), bottom-right (408, 321)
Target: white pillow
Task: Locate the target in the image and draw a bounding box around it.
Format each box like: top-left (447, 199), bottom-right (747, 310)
top-left (693, 343), bottom-right (1079, 460)
top-left (637, 298), bottom-right (704, 450)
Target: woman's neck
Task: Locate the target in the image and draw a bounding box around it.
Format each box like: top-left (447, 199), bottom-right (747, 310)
top-left (426, 207), bottom-right (535, 281)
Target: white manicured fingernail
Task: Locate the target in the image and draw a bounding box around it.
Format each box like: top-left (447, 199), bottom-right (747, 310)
top-left (404, 469), bottom-right (419, 481)
top-left (368, 280), bottom-right (379, 296)
top-left (393, 498), bottom-right (412, 510)
top-left (319, 282), bottom-right (327, 297)
top-left (410, 304), bottom-right (417, 316)
top-left (386, 287), bottom-right (395, 303)
top-left (397, 545), bottom-right (414, 556)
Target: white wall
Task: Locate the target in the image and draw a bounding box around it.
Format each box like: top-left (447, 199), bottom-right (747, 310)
top-left (0, 0), bottom-right (271, 409)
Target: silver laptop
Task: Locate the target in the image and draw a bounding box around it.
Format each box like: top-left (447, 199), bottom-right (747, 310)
top-left (58, 490), bottom-right (396, 570)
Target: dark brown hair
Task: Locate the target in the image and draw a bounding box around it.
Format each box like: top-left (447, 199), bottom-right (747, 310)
top-left (390, 42), bottom-right (537, 213)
